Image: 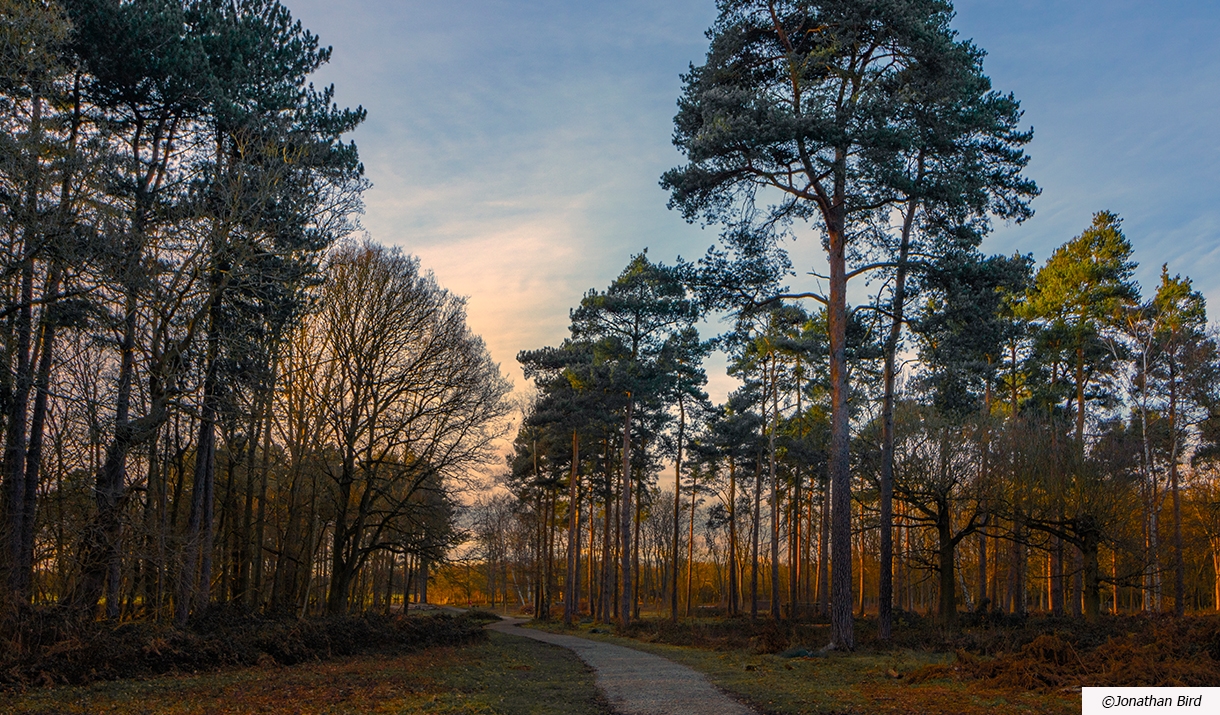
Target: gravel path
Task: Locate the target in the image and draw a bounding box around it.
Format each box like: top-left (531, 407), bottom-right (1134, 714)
top-left (486, 618), bottom-right (757, 715)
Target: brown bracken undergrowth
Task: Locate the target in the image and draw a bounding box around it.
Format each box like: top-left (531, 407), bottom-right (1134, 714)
top-left (906, 615), bottom-right (1220, 690)
top-left (0, 606), bottom-right (495, 691)
top-left (613, 610), bottom-right (1220, 692)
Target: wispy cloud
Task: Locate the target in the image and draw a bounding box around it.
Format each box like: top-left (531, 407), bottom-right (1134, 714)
top-left (292, 0), bottom-right (1220, 409)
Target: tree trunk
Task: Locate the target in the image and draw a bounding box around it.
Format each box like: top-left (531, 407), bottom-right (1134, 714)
top-left (769, 355), bottom-right (781, 620)
top-left (1169, 360), bottom-right (1185, 617)
top-left (3, 238), bottom-right (35, 600)
top-left (632, 484), bottom-right (641, 621)
top-left (686, 466), bottom-right (696, 616)
top-left (565, 430), bottom-right (581, 626)
top-left (818, 472), bottom-right (830, 616)
top-left (878, 183), bottom-right (918, 639)
top-left (1082, 526), bottom-right (1101, 621)
top-left (937, 506), bottom-right (957, 627)
top-left (672, 399), bottom-right (684, 621)
top-left (66, 289), bottom-right (139, 619)
top-left (750, 453), bottom-right (762, 619)
top-left (618, 398), bottom-right (634, 624)
top-left (827, 210), bottom-right (854, 649)
top-left (1050, 536), bottom-right (1065, 616)
top-left (728, 458), bottom-right (738, 617)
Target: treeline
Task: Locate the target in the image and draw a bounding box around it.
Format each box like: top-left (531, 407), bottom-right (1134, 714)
top-left (0, 0), bottom-right (510, 627)
top-left (473, 1), bottom-right (1220, 648)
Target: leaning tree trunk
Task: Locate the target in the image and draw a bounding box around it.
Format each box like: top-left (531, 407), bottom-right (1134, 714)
top-left (65, 290), bottom-right (139, 619)
top-left (17, 262), bottom-right (63, 602)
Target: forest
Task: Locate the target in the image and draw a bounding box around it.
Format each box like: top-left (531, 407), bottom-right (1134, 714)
top-left (457, 0), bottom-right (1220, 656)
top-left (2, 0), bottom-right (1219, 684)
top-left (0, 0), bottom-right (512, 633)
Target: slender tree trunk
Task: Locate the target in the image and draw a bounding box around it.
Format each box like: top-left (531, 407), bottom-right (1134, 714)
top-left (588, 473), bottom-right (596, 618)
top-left (600, 475), bottom-right (613, 622)
top-left (632, 482), bottom-right (641, 620)
top-left (178, 303), bottom-right (221, 624)
top-left (16, 261), bottom-right (62, 602)
top-left (769, 355), bottom-right (781, 620)
top-left (65, 284), bottom-right (139, 618)
top-left (750, 453), bottom-right (762, 619)
top-left (565, 430), bottom-right (580, 626)
top-left (817, 472), bottom-right (830, 616)
top-left (878, 181), bottom-right (918, 639)
top-left (252, 367), bottom-right (276, 607)
top-left (977, 379), bottom-right (992, 612)
top-left (3, 231), bottom-right (36, 600)
top-left (1166, 360), bottom-right (1185, 616)
top-left (619, 397), bottom-right (634, 624)
top-left (728, 458), bottom-right (738, 617)
top-left (671, 399), bottom-right (684, 621)
top-left (686, 467), bottom-right (696, 616)
top-left (1051, 537), bottom-right (1065, 616)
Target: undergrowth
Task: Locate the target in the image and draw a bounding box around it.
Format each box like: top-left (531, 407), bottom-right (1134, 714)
top-left (608, 611), bottom-right (1220, 690)
top-left (0, 605), bottom-right (489, 690)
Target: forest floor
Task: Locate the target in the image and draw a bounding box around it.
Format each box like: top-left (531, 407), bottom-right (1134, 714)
top-left (490, 617), bottom-right (756, 714)
top-left (4, 628), bottom-right (612, 715)
top-left (529, 621), bottom-right (1066, 714)
top-left (526, 612), bottom-right (1220, 714)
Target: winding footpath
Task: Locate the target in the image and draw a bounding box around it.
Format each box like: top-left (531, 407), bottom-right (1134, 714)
top-left (486, 618), bottom-right (758, 715)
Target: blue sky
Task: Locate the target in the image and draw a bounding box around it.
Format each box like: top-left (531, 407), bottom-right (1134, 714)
top-left (289, 0), bottom-right (1220, 401)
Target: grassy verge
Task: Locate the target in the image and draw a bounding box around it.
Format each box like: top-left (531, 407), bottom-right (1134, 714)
top-left (528, 620), bottom-right (1077, 715)
top-left (6, 630), bottom-right (611, 715)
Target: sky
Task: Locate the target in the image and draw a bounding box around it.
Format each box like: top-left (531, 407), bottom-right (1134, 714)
top-left (288, 0), bottom-right (1220, 404)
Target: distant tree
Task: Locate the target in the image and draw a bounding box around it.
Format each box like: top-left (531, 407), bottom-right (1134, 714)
top-left (310, 242), bottom-right (510, 614)
top-left (1145, 269), bottom-right (1213, 616)
top-left (1020, 211), bottom-right (1138, 615)
top-left (569, 253), bottom-right (699, 625)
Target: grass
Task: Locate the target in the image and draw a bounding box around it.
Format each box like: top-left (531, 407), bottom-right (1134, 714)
top-left (5, 630), bottom-right (611, 715)
top-left (528, 619), bottom-right (1078, 715)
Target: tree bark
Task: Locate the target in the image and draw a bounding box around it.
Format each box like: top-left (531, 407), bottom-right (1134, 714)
top-left (1169, 359), bottom-right (1185, 617)
top-left (728, 458), bottom-right (738, 616)
top-left (827, 209), bottom-right (854, 649)
top-left (618, 398), bottom-right (634, 624)
top-left (769, 354), bottom-right (781, 620)
top-left (937, 504), bottom-right (957, 626)
top-left (750, 453), bottom-right (762, 619)
top-left (671, 398), bottom-right (684, 621)
top-left (565, 430), bottom-right (581, 626)
top-left (878, 173), bottom-right (919, 639)
top-left (3, 231), bottom-right (36, 600)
